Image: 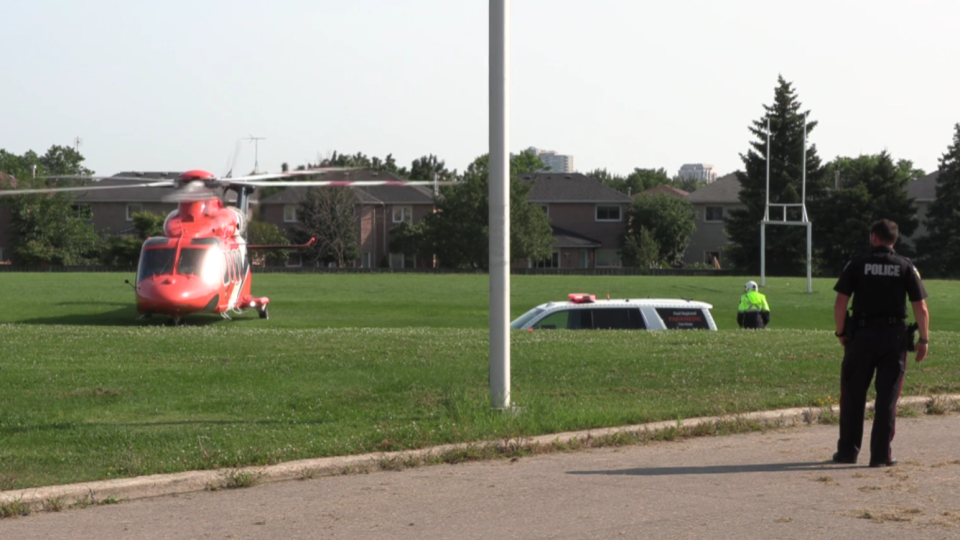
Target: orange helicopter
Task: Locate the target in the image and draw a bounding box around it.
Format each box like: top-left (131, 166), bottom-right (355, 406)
top-left (0, 167), bottom-right (447, 324)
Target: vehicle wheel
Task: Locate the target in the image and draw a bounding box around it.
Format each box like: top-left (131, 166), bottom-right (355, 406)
top-left (259, 306), bottom-right (269, 320)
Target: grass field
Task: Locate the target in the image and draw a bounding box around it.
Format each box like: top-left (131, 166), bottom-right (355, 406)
top-left (1, 272), bottom-right (957, 490)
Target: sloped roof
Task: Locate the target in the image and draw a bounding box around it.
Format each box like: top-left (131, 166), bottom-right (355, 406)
top-left (634, 184), bottom-right (689, 199)
top-left (72, 172), bottom-right (181, 203)
top-left (551, 226), bottom-right (602, 248)
top-left (521, 173), bottom-right (632, 203)
top-left (685, 172), bottom-right (742, 204)
top-left (259, 170), bottom-right (434, 205)
top-left (906, 171), bottom-right (939, 201)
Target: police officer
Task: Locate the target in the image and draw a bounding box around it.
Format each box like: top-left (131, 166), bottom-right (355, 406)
top-left (737, 281), bottom-right (770, 329)
top-left (832, 219), bottom-right (929, 467)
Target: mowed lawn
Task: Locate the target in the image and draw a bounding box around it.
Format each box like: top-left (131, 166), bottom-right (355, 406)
top-left (1, 272), bottom-right (958, 490)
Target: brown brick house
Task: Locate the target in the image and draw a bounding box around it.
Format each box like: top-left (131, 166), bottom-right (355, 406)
top-left (258, 170), bottom-right (435, 268)
top-left (520, 173), bottom-right (632, 268)
top-left (71, 172), bottom-right (182, 236)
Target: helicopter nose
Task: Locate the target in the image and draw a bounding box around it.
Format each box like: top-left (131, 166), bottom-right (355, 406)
top-left (136, 277), bottom-right (219, 315)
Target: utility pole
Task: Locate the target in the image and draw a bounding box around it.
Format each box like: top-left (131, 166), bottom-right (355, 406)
top-left (74, 136), bottom-right (82, 152)
top-left (245, 135), bottom-right (266, 174)
top-left (489, 0), bottom-right (510, 410)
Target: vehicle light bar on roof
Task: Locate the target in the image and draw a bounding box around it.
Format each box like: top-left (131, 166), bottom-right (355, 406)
top-left (568, 293), bottom-right (596, 304)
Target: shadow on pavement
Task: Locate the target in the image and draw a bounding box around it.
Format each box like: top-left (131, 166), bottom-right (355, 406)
top-left (568, 461), bottom-right (860, 476)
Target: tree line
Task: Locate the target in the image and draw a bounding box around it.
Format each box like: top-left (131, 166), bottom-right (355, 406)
top-left (4, 81), bottom-right (959, 277)
top-left (724, 75), bottom-right (960, 278)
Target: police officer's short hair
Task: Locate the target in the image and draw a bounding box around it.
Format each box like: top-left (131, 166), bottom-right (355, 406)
top-left (870, 219), bottom-right (899, 244)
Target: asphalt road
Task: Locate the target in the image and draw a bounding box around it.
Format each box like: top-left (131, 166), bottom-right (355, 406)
top-left (3, 413), bottom-right (959, 539)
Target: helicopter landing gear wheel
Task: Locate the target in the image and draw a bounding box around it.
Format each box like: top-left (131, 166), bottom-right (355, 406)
top-left (258, 306), bottom-right (269, 320)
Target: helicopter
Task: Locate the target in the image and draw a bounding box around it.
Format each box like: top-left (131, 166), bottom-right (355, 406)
top-left (0, 167), bottom-right (449, 324)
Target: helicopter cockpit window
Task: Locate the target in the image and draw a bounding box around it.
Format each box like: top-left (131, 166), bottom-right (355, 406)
top-left (177, 248), bottom-right (208, 276)
top-left (178, 246), bottom-right (224, 285)
top-left (137, 248), bottom-right (175, 282)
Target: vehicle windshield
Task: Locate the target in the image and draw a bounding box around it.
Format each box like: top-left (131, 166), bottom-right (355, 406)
top-left (137, 248), bottom-right (175, 282)
top-left (510, 307), bottom-right (545, 329)
top-left (177, 247), bottom-right (209, 276)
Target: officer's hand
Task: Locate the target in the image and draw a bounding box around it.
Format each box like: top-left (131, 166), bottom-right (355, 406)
top-left (837, 336), bottom-right (848, 347)
top-left (915, 343), bottom-right (928, 362)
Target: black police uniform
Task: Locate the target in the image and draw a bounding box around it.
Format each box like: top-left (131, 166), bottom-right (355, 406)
top-left (833, 245), bottom-right (927, 465)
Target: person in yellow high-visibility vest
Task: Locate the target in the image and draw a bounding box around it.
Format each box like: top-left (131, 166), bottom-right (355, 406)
top-left (738, 281), bottom-right (770, 329)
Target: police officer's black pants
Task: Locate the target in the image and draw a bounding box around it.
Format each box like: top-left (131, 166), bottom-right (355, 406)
top-left (837, 326), bottom-right (908, 463)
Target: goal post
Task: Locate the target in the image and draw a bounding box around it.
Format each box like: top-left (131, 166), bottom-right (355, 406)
top-left (759, 115), bottom-right (813, 294)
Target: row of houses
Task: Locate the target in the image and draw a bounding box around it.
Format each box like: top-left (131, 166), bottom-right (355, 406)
top-left (0, 171), bottom-right (635, 269)
top-left (0, 168), bottom-right (940, 269)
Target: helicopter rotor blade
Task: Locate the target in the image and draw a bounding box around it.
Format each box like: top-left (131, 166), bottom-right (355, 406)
top-left (41, 174), bottom-right (179, 182)
top-left (221, 167), bottom-right (362, 183)
top-left (235, 180), bottom-right (456, 188)
top-left (0, 180), bottom-right (175, 197)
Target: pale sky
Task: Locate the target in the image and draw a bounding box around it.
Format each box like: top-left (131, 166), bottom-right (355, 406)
top-left (2, 0), bottom-right (958, 179)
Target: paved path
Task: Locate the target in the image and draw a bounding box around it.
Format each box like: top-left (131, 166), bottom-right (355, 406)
top-left (3, 413), bottom-right (959, 539)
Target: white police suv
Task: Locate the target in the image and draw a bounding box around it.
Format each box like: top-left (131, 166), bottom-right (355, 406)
top-left (510, 293), bottom-right (717, 331)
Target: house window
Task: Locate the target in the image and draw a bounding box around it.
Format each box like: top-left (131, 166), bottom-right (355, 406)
top-left (595, 249), bottom-right (621, 268)
top-left (595, 205), bottom-right (621, 222)
top-left (580, 249), bottom-right (590, 269)
top-left (539, 204), bottom-right (549, 216)
top-left (533, 251), bottom-right (560, 269)
top-left (392, 206), bottom-right (413, 223)
top-left (283, 205), bottom-right (298, 223)
top-left (126, 204), bottom-right (143, 221)
top-left (362, 252), bottom-right (372, 269)
top-left (705, 206), bottom-right (724, 222)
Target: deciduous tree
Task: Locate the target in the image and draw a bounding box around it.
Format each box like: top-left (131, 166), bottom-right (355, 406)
top-left (812, 152), bottom-right (920, 275)
top-left (296, 187), bottom-right (359, 267)
top-left (623, 193), bottom-right (696, 267)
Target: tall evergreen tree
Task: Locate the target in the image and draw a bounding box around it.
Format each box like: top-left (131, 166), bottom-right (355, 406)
top-left (812, 152), bottom-right (920, 275)
top-left (916, 123), bottom-right (960, 277)
top-left (725, 76), bottom-right (827, 274)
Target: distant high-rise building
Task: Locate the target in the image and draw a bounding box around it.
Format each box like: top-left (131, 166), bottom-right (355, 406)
top-left (527, 147), bottom-right (574, 173)
top-left (678, 163), bottom-right (718, 184)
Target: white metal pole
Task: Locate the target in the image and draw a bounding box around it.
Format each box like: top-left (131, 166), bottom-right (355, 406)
top-left (807, 223), bottom-right (812, 293)
top-left (761, 223), bottom-right (766, 287)
top-left (765, 117), bottom-right (771, 215)
top-left (801, 112), bottom-right (807, 215)
top-left (489, 0), bottom-right (510, 410)
top-left (802, 112), bottom-right (811, 293)
top-left (762, 117), bottom-right (770, 287)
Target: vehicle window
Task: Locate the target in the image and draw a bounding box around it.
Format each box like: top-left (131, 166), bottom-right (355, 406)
top-left (177, 248), bottom-right (207, 276)
top-left (137, 248), bottom-right (175, 282)
top-left (655, 308), bottom-right (710, 329)
top-left (510, 308), bottom-right (544, 329)
top-left (592, 308), bottom-right (645, 330)
top-left (533, 311), bottom-right (568, 330)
